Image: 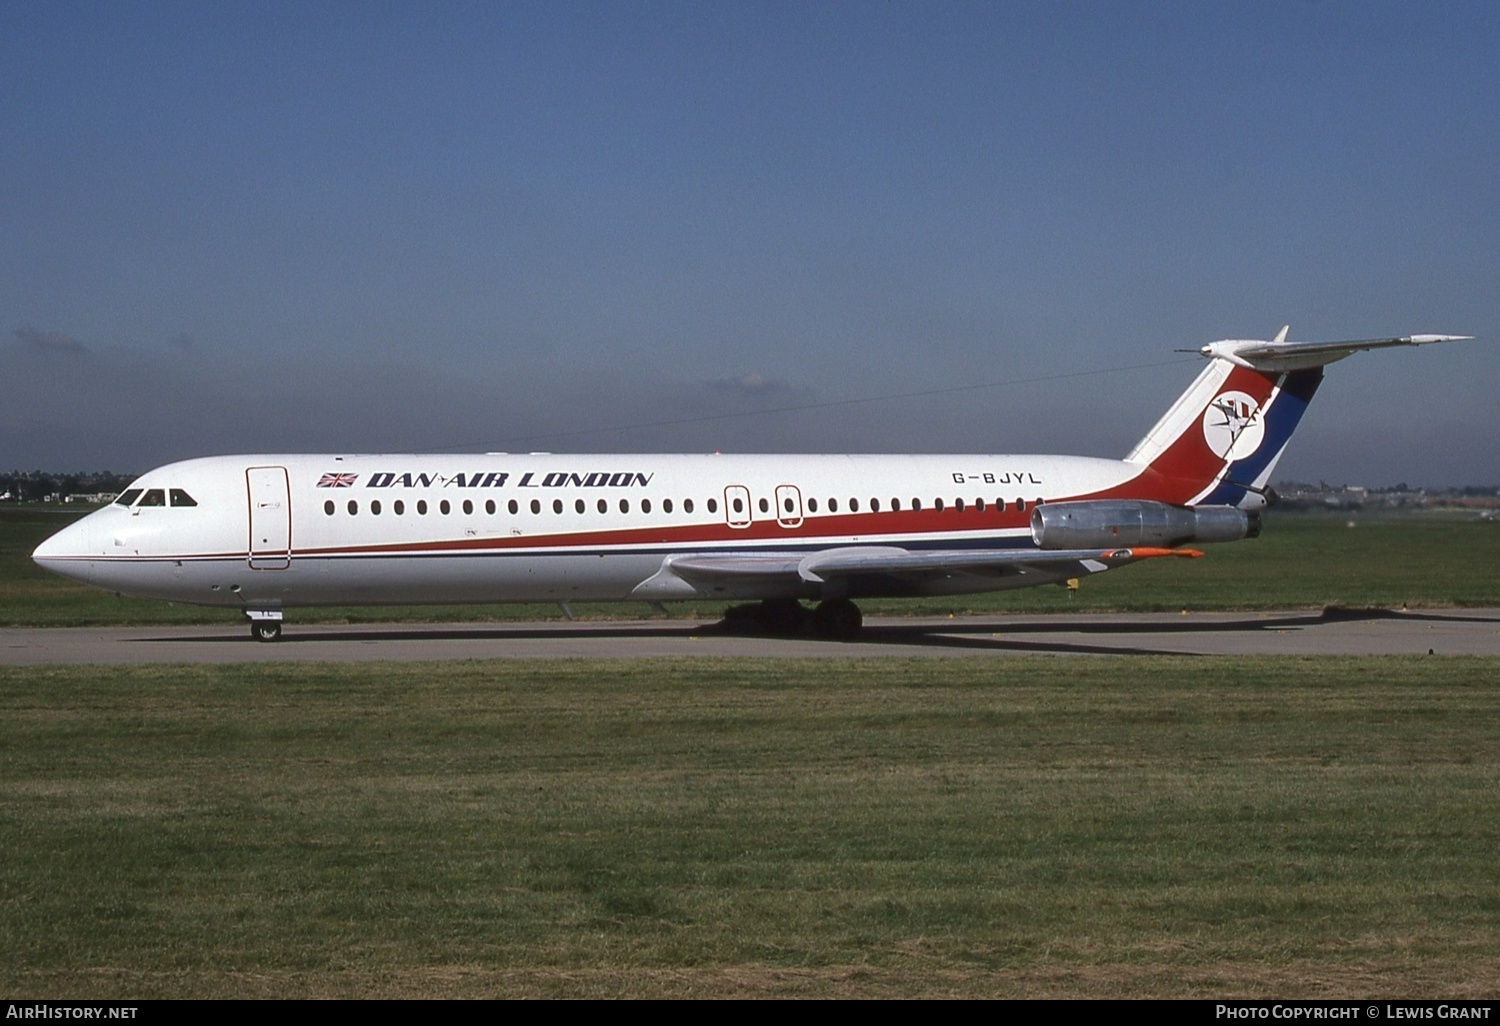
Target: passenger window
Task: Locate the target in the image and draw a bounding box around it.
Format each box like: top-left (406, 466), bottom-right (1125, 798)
top-left (371, 500), bottom-right (382, 515)
top-left (417, 500), bottom-right (428, 515)
top-left (575, 499), bottom-right (586, 514)
top-left (324, 500), bottom-right (335, 516)
top-left (891, 498), bottom-right (900, 511)
top-left (169, 489), bottom-right (197, 507)
top-left (996, 499), bottom-right (1005, 512)
top-left (620, 499), bottom-right (630, 513)
top-left (934, 498), bottom-right (944, 512)
top-left (829, 498), bottom-right (838, 512)
top-left (394, 500), bottom-right (405, 515)
top-left (440, 500), bottom-right (451, 515)
top-left (531, 499), bottom-right (541, 514)
top-left (553, 499), bottom-right (563, 514)
top-left (975, 498), bottom-right (984, 511)
top-left (347, 500), bottom-right (358, 515)
top-left (463, 499), bottom-right (473, 515)
top-left (138, 489), bottom-right (166, 507)
top-left (759, 498), bottom-right (770, 513)
top-left (505, 499), bottom-right (516, 515)
top-left (955, 498), bottom-right (964, 511)
top-left (686, 498), bottom-right (696, 513)
top-left (598, 498), bottom-right (608, 514)
top-left (732, 497), bottom-right (743, 514)
top-left (116, 489), bottom-right (144, 507)
top-left (1016, 499), bottom-right (1026, 512)
top-left (808, 498), bottom-right (819, 513)
top-left (704, 498), bottom-right (714, 514)
top-left (486, 499), bottom-right (496, 515)
top-left (783, 497), bottom-right (794, 513)
top-left (911, 498), bottom-right (921, 511)
top-left (870, 498), bottom-right (880, 512)
top-left (642, 498), bottom-right (651, 513)
top-left (662, 498), bottom-right (672, 513)
top-left (847, 498), bottom-right (856, 512)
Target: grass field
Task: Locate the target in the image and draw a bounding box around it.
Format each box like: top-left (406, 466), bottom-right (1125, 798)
top-left (4, 505), bottom-right (1499, 627)
top-left (3, 656), bottom-right (1497, 998)
top-left (6, 506), bottom-right (1496, 997)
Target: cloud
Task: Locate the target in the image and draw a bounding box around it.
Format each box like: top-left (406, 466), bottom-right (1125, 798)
top-left (710, 373), bottom-right (779, 393)
top-left (14, 326), bottom-right (88, 354)
top-left (703, 373), bottom-right (815, 408)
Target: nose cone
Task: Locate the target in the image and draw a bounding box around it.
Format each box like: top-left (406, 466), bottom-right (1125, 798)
top-left (32, 516), bottom-right (96, 584)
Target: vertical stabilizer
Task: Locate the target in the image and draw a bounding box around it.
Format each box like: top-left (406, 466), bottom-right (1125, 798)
top-left (1135, 323), bottom-right (1477, 504)
top-left (1126, 343), bottom-right (1324, 508)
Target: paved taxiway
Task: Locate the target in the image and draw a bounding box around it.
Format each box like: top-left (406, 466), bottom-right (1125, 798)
top-left (3, 609), bottom-right (1498, 664)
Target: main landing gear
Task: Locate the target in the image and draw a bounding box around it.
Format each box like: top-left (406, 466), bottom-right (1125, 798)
top-left (723, 598), bottom-right (864, 640)
top-left (810, 598), bottom-right (863, 640)
top-left (247, 611), bottom-right (283, 642)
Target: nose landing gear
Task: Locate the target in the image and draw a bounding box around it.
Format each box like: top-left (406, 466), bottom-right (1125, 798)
top-left (246, 610), bottom-right (283, 642)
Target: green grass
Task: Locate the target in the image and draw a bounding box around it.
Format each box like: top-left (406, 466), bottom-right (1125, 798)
top-left (5, 506), bottom-right (1499, 627)
top-left (3, 656), bottom-right (1498, 997)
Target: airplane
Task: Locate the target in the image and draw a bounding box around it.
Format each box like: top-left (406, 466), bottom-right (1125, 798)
top-left (32, 329), bottom-right (1474, 642)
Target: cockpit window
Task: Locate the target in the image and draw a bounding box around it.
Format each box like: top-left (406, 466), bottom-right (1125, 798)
top-left (169, 489), bottom-right (197, 507)
top-left (137, 489), bottom-right (167, 507)
top-left (116, 489), bottom-right (144, 507)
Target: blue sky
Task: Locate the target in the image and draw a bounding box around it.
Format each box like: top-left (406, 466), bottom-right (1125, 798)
top-left (2, 1), bottom-right (1495, 484)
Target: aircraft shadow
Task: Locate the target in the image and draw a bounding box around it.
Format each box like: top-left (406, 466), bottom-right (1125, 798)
top-left (134, 622), bottom-right (1193, 657)
top-left (843, 607), bottom-right (1499, 656)
top-left (138, 622), bottom-right (708, 644)
top-left (133, 606), bottom-right (1495, 657)
top-left (872, 606), bottom-right (1498, 638)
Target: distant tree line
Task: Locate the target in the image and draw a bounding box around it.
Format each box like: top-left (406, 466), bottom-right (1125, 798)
top-left (1, 470), bottom-right (137, 502)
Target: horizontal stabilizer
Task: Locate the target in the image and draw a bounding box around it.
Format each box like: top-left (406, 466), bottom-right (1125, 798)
top-left (1187, 333), bottom-right (1474, 372)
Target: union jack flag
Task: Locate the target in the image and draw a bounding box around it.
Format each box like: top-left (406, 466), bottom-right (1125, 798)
top-left (317, 473), bottom-right (359, 488)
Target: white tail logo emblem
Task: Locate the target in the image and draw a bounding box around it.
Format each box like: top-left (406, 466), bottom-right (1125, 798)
top-left (1202, 390), bottom-right (1266, 460)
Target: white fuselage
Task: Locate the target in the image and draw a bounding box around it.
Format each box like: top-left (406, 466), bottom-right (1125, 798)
top-left (35, 451), bottom-right (1141, 611)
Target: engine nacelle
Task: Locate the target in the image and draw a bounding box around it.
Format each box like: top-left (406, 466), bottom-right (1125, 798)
top-left (1030, 500), bottom-right (1258, 550)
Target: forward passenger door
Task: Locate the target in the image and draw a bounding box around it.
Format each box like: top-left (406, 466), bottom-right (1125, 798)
top-left (247, 466), bottom-right (291, 569)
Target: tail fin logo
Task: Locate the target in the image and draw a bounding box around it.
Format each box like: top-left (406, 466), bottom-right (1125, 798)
top-left (1202, 390), bottom-right (1266, 460)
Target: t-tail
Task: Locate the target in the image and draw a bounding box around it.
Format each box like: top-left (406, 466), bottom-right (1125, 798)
top-left (1123, 327), bottom-right (1473, 510)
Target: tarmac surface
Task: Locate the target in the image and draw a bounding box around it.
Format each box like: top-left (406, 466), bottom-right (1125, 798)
top-left (3, 608), bottom-right (1499, 663)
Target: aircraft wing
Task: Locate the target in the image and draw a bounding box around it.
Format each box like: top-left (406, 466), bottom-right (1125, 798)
top-left (631, 545), bottom-right (1201, 597)
top-left (795, 544), bottom-right (1198, 582)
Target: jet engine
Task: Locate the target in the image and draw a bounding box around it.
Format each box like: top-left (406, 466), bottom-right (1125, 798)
top-left (1030, 500), bottom-right (1258, 550)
